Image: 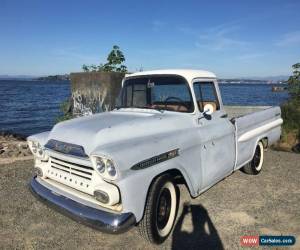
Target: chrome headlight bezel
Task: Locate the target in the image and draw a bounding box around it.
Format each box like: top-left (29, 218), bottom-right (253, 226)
top-left (28, 140), bottom-right (48, 160)
top-left (91, 155), bottom-right (118, 181)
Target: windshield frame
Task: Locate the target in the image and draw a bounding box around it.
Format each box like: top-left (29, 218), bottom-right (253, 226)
top-left (119, 74), bottom-right (195, 113)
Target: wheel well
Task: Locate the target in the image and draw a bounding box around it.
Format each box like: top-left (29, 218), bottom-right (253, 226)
top-left (138, 168), bottom-right (189, 224)
top-left (153, 168), bottom-right (191, 194)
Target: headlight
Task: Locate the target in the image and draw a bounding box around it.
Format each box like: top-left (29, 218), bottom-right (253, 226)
top-left (91, 156), bottom-right (118, 180)
top-left (106, 160), bottom-right (116, 177)
top-left (96, 158), bottom-right (105, 173)
top-left (28, 140), bottom-right (48, 160)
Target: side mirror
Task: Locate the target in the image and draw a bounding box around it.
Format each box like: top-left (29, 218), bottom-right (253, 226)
top-left (203, 104), bottom-right (214, 115)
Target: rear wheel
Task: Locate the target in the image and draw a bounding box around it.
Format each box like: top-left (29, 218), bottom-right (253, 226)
top-left (242, 141), bottom-right (264, 175)
top-left (138, 175), bottom-right (178, 244)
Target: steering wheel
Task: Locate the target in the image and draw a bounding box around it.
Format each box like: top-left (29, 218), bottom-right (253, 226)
top-left (164, 96), bottom-right (189, 111)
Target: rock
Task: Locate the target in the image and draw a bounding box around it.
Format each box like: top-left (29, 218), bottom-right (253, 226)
top-left (18, 142), bottom-right (28, 149)
top-left (7, 151), bottom-right (14, 157)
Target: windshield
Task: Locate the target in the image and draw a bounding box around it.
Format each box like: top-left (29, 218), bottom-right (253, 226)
top-left (118, 75), bottom-right (194, 113)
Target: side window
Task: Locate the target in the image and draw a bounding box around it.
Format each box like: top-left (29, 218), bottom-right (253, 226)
top-left (193, 82), bottom-right (220, 112)
top-left (123, 83), bottom-right (147, 107)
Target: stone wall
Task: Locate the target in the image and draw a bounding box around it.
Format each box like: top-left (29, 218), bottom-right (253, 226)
top-left (70, 72), bottom-right (124, 116)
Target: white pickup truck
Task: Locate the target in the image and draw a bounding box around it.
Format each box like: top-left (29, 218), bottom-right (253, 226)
top-left (28, 69), bottom-right (282, 244)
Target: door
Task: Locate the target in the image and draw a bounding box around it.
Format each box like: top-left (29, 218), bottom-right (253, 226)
top-left (193, 81), bottom-right (236, 190)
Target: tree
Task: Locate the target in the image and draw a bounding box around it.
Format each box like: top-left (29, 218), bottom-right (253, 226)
top-left (82, 45), bottom-right (128, 73)
top-left (287, 62), bottom-right (300, 101)
top-left (280, 62), bottom-right (300, 152)
top-left (82, 64), bottom-right (90, 72)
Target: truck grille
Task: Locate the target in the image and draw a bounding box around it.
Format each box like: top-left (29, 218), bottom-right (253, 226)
top-left (50, 156), bottom-right (94, 180)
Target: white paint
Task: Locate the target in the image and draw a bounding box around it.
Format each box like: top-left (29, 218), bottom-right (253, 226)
top-left (238, 118), bottom-right (283, 142)
top-left (128, 69), bottom-right (216, 83)
top-left (94, 182), bottom-right (120, 206)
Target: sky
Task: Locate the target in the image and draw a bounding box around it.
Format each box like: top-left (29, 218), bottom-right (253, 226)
top-left (0, 0), bottom-right (299, 78)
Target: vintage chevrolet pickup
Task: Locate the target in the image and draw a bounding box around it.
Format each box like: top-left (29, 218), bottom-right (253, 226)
top-left (28, 69), bottom-right (283, 244)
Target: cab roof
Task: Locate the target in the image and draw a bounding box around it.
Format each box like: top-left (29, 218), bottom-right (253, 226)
top-left (126, 69), bottom-right (217, 82)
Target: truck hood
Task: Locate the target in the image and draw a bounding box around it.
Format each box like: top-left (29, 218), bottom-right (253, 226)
top-left (48, 109), bottom-right (193, 155)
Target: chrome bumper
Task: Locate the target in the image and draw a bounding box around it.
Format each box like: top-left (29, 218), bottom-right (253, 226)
top-left (29, 176), bottom-right (136, 234)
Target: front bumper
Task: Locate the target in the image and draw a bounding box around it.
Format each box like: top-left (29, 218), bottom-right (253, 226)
top-left (29, 176), bottom-right (136, 234)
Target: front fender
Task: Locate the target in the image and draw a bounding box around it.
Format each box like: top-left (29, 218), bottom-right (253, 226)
top-left (116, 159), bottom-right (196, 222)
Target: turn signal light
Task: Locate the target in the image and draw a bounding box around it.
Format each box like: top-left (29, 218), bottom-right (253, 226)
top-left (94, 190), bottom-right (110, 204)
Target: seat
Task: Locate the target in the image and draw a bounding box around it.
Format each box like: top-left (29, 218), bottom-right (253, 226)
top-left (198, 101), bottom-right (217, 112)
top-left (153, 104), bottom-right (188, 112)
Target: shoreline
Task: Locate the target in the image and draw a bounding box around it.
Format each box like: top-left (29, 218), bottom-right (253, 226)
top-left (0, 130), bottom-right (27, 140)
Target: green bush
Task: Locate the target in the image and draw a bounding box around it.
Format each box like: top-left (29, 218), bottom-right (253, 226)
top-left (280, 62), bottom-right (300, 151)
top-left (56, 99), bottom-right (74, 123)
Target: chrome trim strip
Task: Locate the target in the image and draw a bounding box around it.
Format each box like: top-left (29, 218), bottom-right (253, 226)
top-left (238, 118), bottom-right (283, 142)
top-left (131, 149), bottom-right (179, 170)
top-left (29, 176), bottom-right (136, 234)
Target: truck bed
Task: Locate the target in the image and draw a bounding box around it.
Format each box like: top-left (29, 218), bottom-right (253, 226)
top-left (224, 105), bottom-right (282, 169)
top-left (224, 105), bottom-right (272, 119)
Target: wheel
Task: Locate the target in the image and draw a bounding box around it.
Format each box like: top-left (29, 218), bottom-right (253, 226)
top-left (138, 174), bottom-right (179, 244)
top-left (242, 141), bottom-right (264, 175)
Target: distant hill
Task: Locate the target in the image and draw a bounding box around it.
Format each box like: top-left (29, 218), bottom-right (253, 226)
top-left (219, 75), bottom-right (289, 84)
top-left (36, 74), bottom-right (70, 81)
top-left (0, 75), bottom-right (36, 80)
top-left (247, 75), bottom-right (289, 81)
top-left (0, 74), bottom-right (70, 81)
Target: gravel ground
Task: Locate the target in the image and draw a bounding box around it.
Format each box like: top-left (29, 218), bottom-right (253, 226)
top-left (0, 150), bottom-right (299, 250)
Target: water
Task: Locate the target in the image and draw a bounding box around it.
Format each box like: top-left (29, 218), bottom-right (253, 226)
top-left (0, 80), bottom-right (70, 136)
top-left (0, 80), bottom-right (289, 137)
top-left (219, 83), bottom-right (288, 106)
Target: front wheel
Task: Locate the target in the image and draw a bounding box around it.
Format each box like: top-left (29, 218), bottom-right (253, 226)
top-left (242, 141), bottom-right (264, 175)
top-left (138, 174), bottom-right (178, 244)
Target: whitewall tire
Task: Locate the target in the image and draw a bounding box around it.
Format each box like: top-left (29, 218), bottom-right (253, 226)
top-left (138, 174), bottom-right (179, 244)
top-left (242, 141), bottom-right (264, 175)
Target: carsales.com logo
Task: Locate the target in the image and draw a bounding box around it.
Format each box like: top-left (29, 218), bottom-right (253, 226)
top-left (240, 235), bottom-right (296, 247)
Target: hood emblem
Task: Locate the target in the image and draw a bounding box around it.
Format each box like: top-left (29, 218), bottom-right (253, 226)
top-left (45, 139), bottom-right (88, 158)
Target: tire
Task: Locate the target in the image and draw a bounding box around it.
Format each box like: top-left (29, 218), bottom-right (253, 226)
top-left (242, 141), bottom-right (264, 175)
top-left (138, 174), bottom-right (179, 244)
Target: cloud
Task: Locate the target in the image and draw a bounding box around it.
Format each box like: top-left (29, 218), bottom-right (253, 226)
top-left (179, 22), bottom-right (249, 51)
top-left (276, 31), bottom-right (300, 46)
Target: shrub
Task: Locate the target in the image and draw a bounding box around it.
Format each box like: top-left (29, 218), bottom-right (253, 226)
top-left (280, 63), bottom-right (300, 152)
top-left (56, 98), bottom-right (74, 123)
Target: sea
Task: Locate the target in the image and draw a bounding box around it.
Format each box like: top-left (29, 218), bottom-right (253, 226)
top-left (0, 80), bottom-right (289, 137)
